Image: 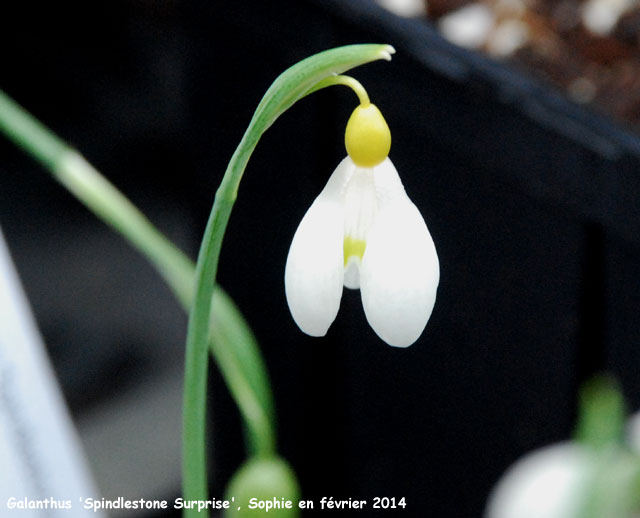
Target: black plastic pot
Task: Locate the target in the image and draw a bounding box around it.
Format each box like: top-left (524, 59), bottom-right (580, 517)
top-left (191, 1), bottom-right (640, 515)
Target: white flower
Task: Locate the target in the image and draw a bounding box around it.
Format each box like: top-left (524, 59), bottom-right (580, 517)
top-left (485, 443), bottom-right (593, 518)
top-left (284, 102), bottom-right (439, 347)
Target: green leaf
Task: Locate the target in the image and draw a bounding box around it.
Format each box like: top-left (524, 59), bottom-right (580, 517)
top-left (211, 288), bottom-right (275, 455)
top-left (0, 87), bottom-right (277, 490)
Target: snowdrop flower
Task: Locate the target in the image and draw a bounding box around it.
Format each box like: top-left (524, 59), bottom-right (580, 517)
top-left (285, 91), bottom-right (439, 347)
top-left (485, 443), bottom-right (594, 518)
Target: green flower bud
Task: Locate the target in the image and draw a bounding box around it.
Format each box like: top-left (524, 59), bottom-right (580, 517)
top-left (224, 457), bottom-right (300, 517)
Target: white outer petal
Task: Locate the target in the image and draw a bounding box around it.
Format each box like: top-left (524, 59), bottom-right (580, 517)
top-left (284, 159), bottom-right (354, 336)
top-left (360, 159), bottom-right (439, 348)
top-left (485, 443), bottom-right (592, 518)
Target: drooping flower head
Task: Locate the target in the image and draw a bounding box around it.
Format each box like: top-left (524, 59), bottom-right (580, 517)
top-left (285, 84), bottom-right (439, 347)
top-left (485, 443), bottom-right (593, 518)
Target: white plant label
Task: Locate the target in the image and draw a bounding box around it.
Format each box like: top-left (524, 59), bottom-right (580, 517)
top-left (0, 229), bottom-right (103, 516)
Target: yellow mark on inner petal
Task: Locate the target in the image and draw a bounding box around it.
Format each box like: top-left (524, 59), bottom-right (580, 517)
top-left (343, 236), bottom-right (366, 266)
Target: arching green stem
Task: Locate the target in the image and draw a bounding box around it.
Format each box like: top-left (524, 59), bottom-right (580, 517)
top-left (182, 44), bottom-right (394, 517)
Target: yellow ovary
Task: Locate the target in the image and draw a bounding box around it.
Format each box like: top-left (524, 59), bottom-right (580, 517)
top-left (345, 103), bottom-right (391, 167)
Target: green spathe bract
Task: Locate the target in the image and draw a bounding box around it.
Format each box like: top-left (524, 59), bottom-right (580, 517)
top-left (255, 44), bottom-right (394, 136)
top-left (183, 43), bottom-right (395, 517)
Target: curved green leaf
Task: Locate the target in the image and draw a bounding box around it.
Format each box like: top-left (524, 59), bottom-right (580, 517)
top-left (0, 87), bottom-right (275, 480)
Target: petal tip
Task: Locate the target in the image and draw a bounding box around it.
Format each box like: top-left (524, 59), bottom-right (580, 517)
top-left (289, 308), bottom-right (333, 338)
top-left (374, 320), bottom-right (430, 348)
top-left (384, 340), bottom-right (416, 348)
top-left (301, 328), bottom-right (328, 339)
top-left (288, 311), bottom-right (332, 338)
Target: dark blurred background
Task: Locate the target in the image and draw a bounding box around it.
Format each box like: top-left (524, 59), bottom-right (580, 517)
top-left (2, 0), bottom-right (640, 516)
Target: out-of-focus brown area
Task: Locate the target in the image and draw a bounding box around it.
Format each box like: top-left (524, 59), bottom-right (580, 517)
top-left (429, 0), bottom-right (640, 133)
